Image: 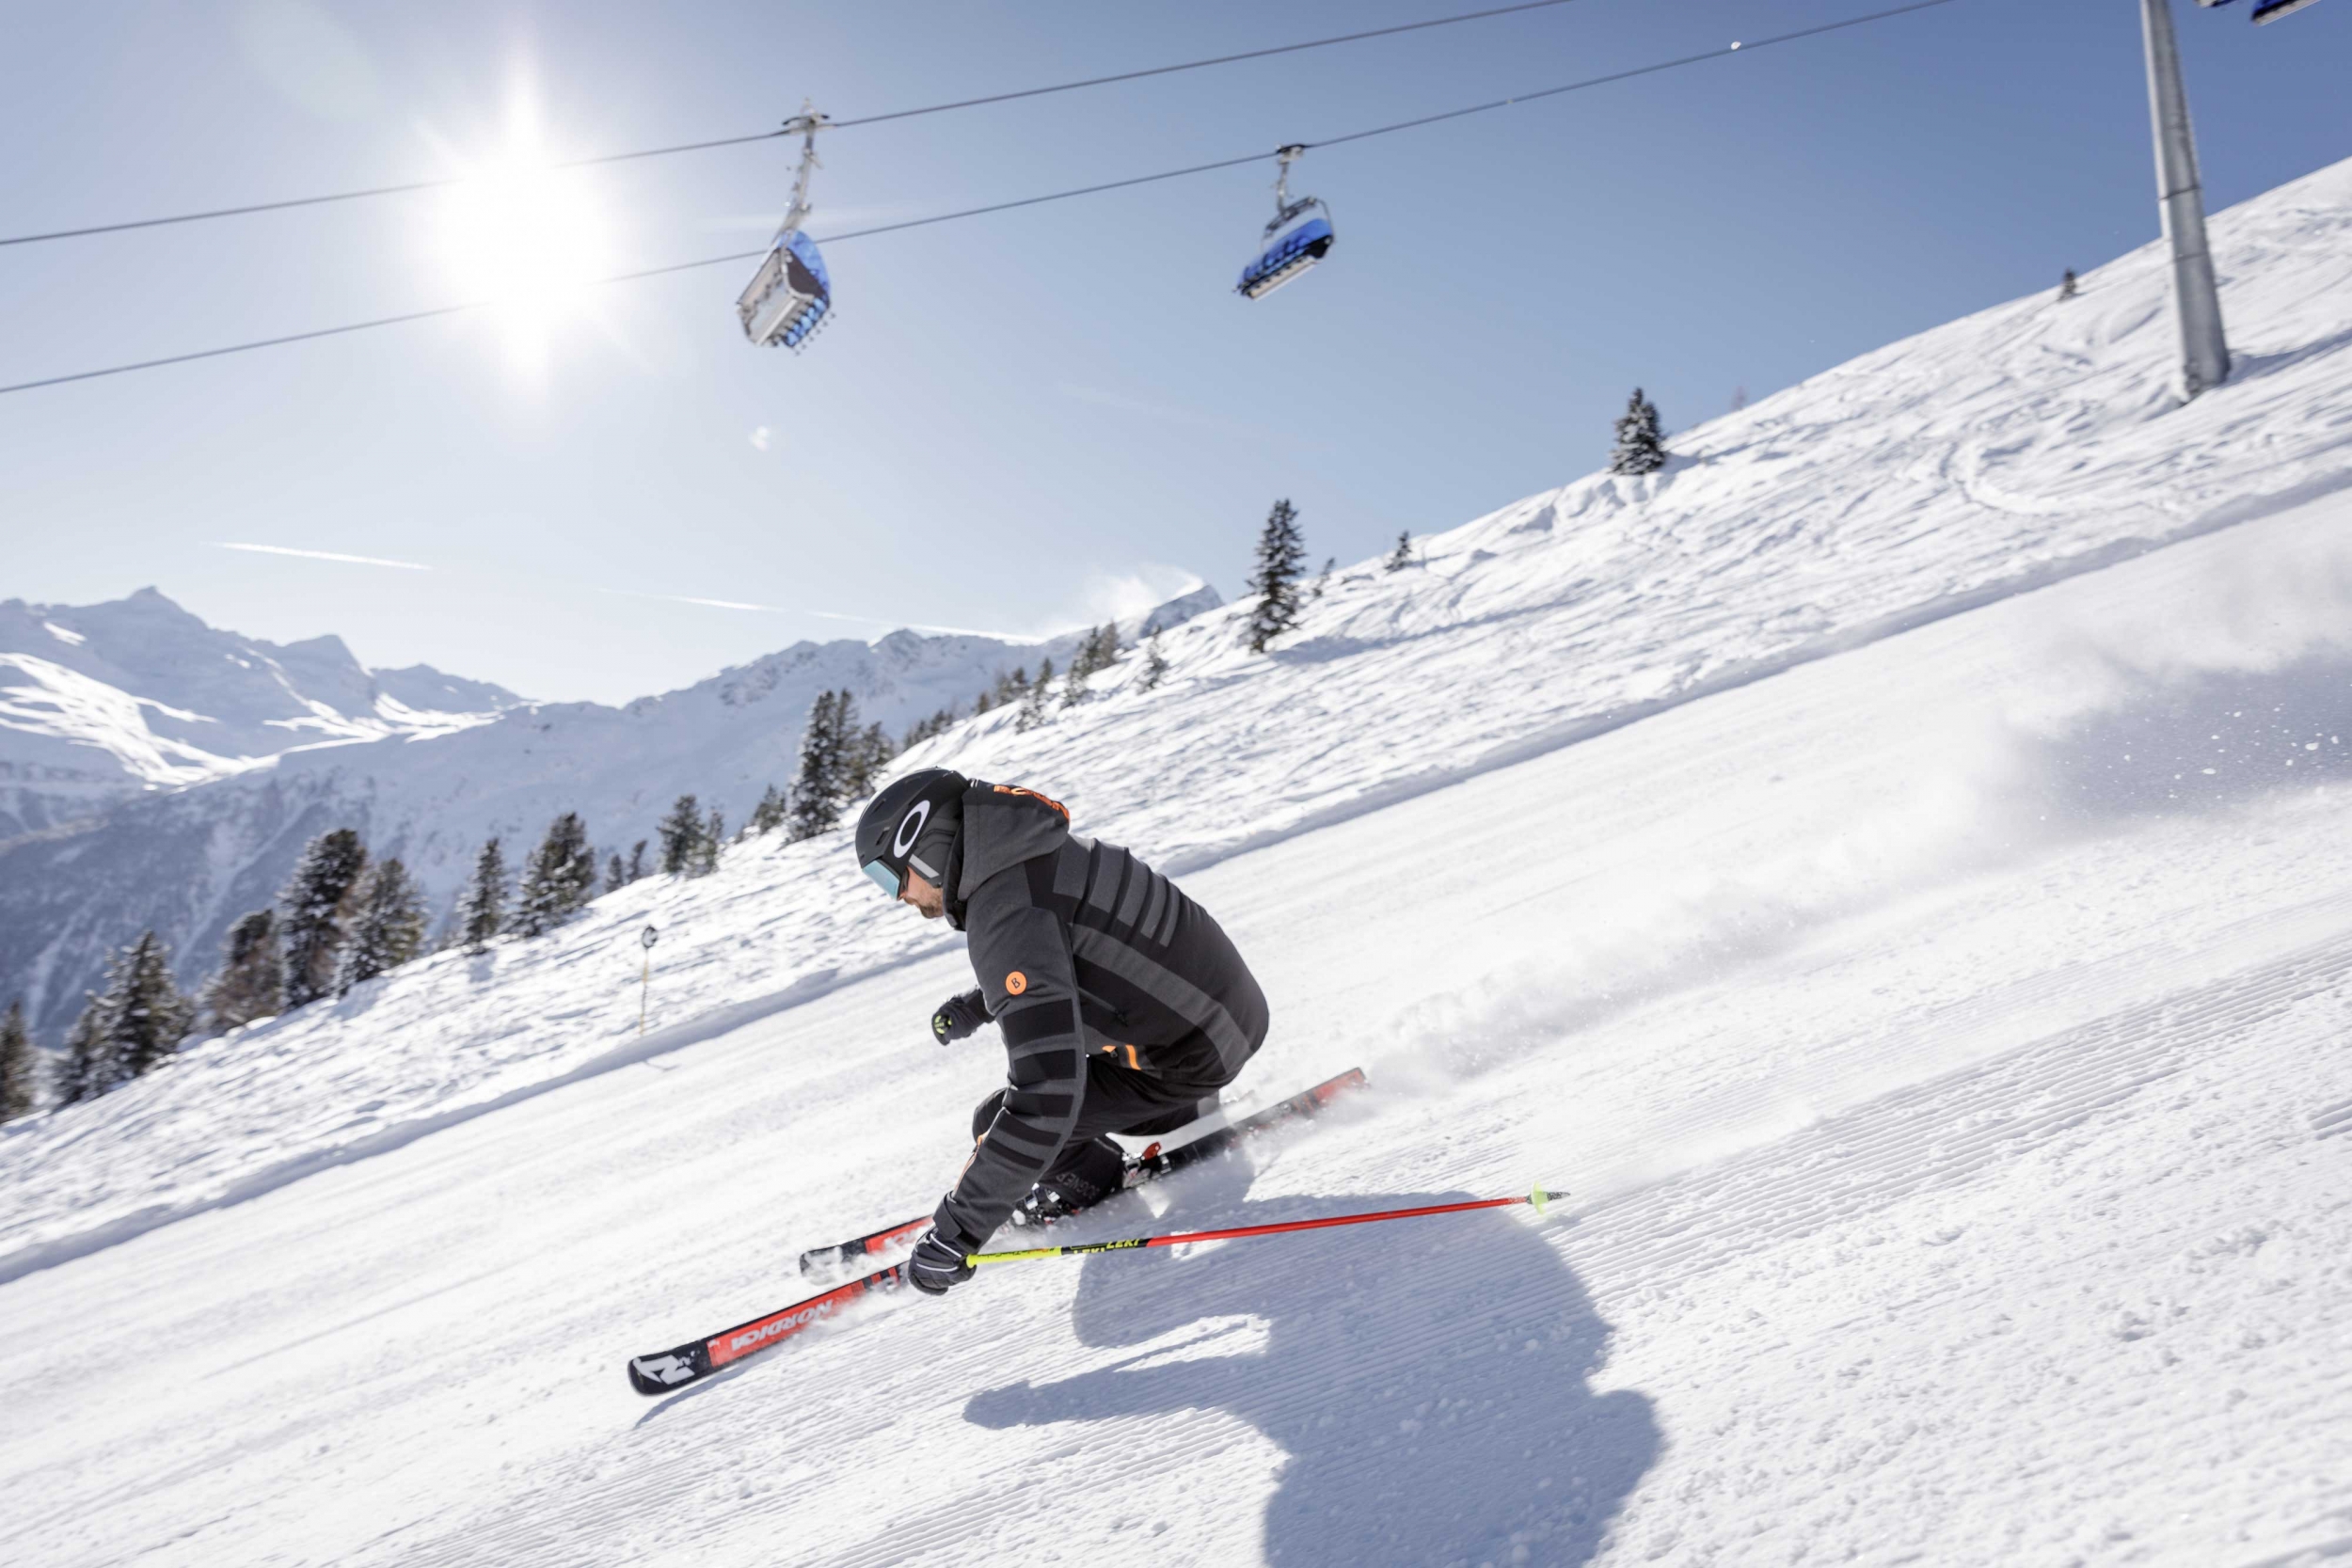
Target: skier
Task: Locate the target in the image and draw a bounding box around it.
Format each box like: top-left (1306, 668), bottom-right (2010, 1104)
top-left (852, 768), bottom-right (1270, 1297)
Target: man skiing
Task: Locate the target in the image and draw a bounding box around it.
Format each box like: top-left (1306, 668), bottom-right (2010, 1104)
top-left (852, 768), bottom-right (1270, 1297)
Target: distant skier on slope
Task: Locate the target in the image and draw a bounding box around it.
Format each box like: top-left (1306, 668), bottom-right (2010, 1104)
top-left (852, 769), bottom-right (1270, 1297)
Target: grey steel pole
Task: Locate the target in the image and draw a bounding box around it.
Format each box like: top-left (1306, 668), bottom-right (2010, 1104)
top-left (2141, 0), bottom-right (2230, 399)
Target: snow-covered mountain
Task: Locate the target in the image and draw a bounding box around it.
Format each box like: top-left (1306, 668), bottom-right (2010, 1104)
top-left (0, 587), bottom-right (525, 839)
top-left (3, 158), bottom-right (2350, 1568)
top-left (0, 585), bottom-right (1221, 1039)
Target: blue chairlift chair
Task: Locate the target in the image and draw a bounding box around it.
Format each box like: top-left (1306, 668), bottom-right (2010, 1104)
top-left (738, 108), bottom-right (834, 352)
top-left (1237, 145), bottom-right (1334, 300)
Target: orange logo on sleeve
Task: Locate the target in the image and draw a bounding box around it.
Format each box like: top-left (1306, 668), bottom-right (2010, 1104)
top-left (1005, 971), bottom-right (1028, 996)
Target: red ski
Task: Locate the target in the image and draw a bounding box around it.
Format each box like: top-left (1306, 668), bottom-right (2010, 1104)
top-left (626, 1262), bottom-right (907, 1396)
top-left (796, 1067), bottom-right (1367, 1277)
top-left (627, 1069), bottom-right (1369, 1395)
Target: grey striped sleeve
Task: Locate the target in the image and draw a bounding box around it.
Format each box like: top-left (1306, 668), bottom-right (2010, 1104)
top-left (936, 879), bottom-right (1088, 1245)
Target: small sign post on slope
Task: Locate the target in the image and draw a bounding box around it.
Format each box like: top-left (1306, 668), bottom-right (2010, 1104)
top-left (638, 926), bottom-right (659, 1036)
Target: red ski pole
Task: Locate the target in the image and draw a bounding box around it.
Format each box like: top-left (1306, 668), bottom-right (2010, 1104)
top-left (967, 1183), bottom-right (1558, 1267)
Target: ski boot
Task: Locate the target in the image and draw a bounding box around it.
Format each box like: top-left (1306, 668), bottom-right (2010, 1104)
top-left (1010, 1135), bottom-right (1129, 1227)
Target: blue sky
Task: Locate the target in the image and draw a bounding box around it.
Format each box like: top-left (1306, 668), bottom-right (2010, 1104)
top-left (3, 0), bottom-right (2346, 704)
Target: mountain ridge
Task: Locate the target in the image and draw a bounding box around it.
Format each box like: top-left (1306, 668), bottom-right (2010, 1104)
top-left (0, 583), bottom-right (1223, 1038)
top-left (0, 586), bottom-right (530, 839)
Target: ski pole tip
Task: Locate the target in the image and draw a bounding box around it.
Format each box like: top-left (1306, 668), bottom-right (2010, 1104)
top-left (1530, 1182), bottom-right (1547, 1214)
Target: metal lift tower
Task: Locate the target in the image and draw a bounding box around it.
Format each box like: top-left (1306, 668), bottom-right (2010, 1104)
top-left (2142, 0), bottom-right (2231, 400)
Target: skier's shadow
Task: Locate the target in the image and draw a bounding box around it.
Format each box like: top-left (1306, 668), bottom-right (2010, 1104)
top-left (966, 1160), bottom-right (1658, 1565)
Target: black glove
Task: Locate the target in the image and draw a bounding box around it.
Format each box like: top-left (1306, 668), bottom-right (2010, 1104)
top-left (904, 1227), bottom-right (976, 1296)
top-left (930, 988), bottom-right (989, 1046)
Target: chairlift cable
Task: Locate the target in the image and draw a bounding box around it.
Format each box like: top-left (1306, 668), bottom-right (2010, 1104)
top-left (1306, 0), bottom-right (1959, 151)
top-left (0, 0), bottom-right (1965, 397)
top-left (824, 0), bottom-right (1592, 130)
top-left (0, 0), bottom-right (1594, 250)
top-left (0, 251), bottom-right (774, 396)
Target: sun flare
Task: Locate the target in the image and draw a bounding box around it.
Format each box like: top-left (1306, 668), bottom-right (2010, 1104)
top-left (433, 87), bottom-right (611, 371)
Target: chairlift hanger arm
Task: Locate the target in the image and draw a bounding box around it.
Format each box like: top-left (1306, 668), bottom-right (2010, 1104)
top-left (1265, 144), bottom-right (1323, 236)
top-left (778, 104), bottom-right (831, 235)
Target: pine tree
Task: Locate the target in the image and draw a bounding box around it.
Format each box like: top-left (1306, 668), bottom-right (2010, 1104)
top-left (1244, 499), bottom-right (1309, 654)
top-left (837, 694), bottom-right (894, 802)
top-left (516, 813), bottom-right (596, 935)
top-left (56, 991), bottom-right (119, 1106)
top-left (1137, 631), bottom-right (1170, 692)
top-left (658, 796), bottom-right (705, 874)
top-left (858, 722), bottom-right (894, 795)
top-left (1, 999), bottom-right (35, 1122)
top-left (900, 705), bottom-right (958, 750)
top-left (1015, 657), bottom-right (1056, 732)
top-left (1062, 625), bottom-right (1120, 707)
top-left (58, 935), bottom-right (191, 1101)
top-left (1385, 531), bottom-right (1413, 573)
top-left (606, 851), bottom-right (628, 892)
top-left (1060, 654), bottom-right (1090, 708)
top-left (279, 828), bottom-right (368, 1008)
top-left (200, 910), bottom-right (284, 1033)
top-left (992, 667), bottom-right (1029, 707)
top-left (1729, 385), bottom-right (1749, 412)
top-left (459, 836), bottom-right (508, 953)
top-left (2058, 267), bottom-right (2078, 301)
top-left (627, 840), bottom-right (648, 882)
top-left (113, 933), bottom-right (192, 1078)
top-left (696, 808), bottom-right (725, 875)
top-left (1310, 556), bottom-right (1336, 600)
top-left (750, 784), bottom-right (788, 835)
top-left (1609, 388), bottom-right (1668, 476)
top-left (788, 691), bottom-right (848, 840)
top-left (339, 858), bottom-right (427, 991)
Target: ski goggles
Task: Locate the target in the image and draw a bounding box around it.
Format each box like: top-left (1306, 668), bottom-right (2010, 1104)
top-left (862, 859), bottom-right (906, 899)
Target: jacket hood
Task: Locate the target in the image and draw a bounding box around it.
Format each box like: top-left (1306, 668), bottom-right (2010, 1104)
top-left (954, 781), bottom-right (1074, 904)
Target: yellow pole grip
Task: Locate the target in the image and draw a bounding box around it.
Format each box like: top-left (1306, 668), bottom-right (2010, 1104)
top-left (969, 1246), bottom-right (1061, 1266)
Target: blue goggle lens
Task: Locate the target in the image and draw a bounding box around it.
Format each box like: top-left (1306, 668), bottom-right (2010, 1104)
top-left (863, 860), bottom-right (905, 899)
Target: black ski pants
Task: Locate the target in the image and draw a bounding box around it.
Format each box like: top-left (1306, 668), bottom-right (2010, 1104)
top-left (970, 1054), bottom-right (1218, 1180)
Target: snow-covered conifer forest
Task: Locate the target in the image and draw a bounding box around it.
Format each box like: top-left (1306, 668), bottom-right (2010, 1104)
top-left (4, 157), bottom-right (2351, 1566)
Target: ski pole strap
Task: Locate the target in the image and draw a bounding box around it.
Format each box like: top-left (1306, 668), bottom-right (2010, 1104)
top-left (968, 1183), bottom-right (1555, 1267)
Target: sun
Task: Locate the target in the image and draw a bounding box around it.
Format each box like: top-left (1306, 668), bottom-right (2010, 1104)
top-left (432, 86), bottom-right (611, 372)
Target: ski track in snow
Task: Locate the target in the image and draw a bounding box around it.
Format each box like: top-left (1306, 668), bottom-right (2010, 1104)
top-left (5, 163), bottom-right (2352, 1567)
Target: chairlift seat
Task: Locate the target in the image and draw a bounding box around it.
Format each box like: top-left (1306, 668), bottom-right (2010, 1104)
top-left (1237, 212), bottom-right (1334, 300)
top-left (739, 229), bottom-right (833, 350)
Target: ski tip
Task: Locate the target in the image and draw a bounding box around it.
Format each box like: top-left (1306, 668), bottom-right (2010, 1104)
top-left (627, 1345), bottom-right (708, 1397)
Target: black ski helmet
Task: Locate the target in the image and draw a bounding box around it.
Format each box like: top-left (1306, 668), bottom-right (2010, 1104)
top-left (853, 768), bottom-right (967, 900)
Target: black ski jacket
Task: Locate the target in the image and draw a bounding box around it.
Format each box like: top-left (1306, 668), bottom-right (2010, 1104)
top-left (933, 782), bottom-right (1269, 1247)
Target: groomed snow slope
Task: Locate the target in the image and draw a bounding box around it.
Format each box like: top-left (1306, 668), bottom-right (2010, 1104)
top-left (5, 467), bottom-right (2349, 1568)
top-left (6, 155), bottom-right (2351, 1285)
